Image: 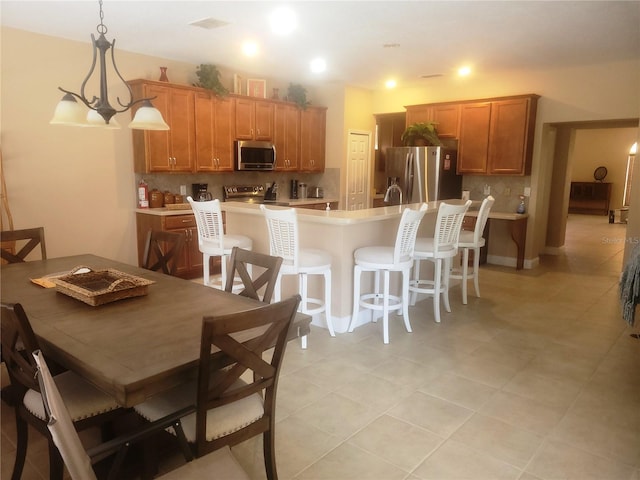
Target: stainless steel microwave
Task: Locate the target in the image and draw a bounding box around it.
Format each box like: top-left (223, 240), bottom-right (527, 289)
top-left (235, 140), bottom-right (276, 171)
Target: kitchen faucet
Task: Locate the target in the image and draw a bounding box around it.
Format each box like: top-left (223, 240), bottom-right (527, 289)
top-left (384, 183), bottom-right (403, 205)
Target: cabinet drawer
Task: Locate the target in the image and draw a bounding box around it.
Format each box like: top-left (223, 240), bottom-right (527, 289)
top-left (165, 215), bottom-right (196, 229)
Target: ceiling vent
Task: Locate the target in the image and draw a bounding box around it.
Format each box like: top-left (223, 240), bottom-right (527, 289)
top-left (189, 17), bottom-right (230, 30)
top-left (421, 74), bottom-right (444, 79)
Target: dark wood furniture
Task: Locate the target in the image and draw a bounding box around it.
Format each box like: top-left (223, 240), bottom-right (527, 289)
top-left (1, 227), bottom-right (47, 263)
top-left (135, 211), bottom-right (211, 279)
top-left (142, 230), bottom-right (185, 276)
top-left (1, 302), bottom-right (124, 480)
top-left (135, 295), bottom-right (301, 480)
top-left (0, 254), bottom-right (311, 408)
top-left (224, 247), bottom-right (283, 303)
top-left (569, 182), bottom-right (612, 215)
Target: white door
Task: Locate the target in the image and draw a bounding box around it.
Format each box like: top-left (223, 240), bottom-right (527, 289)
top-left (346, 131), bottom-right (371, 210)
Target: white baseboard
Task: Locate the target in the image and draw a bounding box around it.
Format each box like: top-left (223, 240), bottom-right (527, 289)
top-left (486, 254), bottom-right (538, 269)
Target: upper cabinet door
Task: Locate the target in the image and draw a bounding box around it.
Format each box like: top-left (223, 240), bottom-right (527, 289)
top-left (487, 97), bottom-right (537, 175)
top-left (300, 106), bottom-right (326, 172)
top-left (274, 103), bottom-right (300, 171)
top-left (131, 81), bottom-right (195, 173)
top-left (430, 104), bottom-right (461, 138)
top-left (234, 98), bottom-right (273, 141)
top-left (457, 102), bottom-right (491, 174)
top-left (194, 93), bottom-right (234, 172)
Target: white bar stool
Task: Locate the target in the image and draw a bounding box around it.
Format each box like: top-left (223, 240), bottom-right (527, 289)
top-left (260, 205), bottom-right (334, 347)
top-left (188, 197), bottom-right (252, 290)
top-left (449, 196), bottom-right (494, 304)
top-left (409, 200), bottom-right (471, 323)
top-left (349, 204), bottom-right (428, 344)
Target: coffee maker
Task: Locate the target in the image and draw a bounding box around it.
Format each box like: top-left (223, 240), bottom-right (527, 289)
top-left (290, 179), bottom-right (299, 199)
top-left (192, 183), bottom-right (212, 201)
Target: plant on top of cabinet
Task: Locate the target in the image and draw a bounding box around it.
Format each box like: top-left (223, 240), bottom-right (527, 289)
top-left (287, 83), bottom-right (310, 109)
top-left (193, 64), bottom-right (228, 97)
top-left (401, 122), bottom-right (442, 146)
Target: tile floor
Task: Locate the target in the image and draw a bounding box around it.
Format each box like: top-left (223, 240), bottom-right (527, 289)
top-left (2, 214), bottom-right (639, 479)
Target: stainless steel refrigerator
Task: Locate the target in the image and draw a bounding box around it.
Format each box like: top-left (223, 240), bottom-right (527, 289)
top-left (384, 143), bottom-right (462, 204)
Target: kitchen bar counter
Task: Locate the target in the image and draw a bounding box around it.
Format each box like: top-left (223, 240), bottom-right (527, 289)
top-left (134, 197), bottom-right (339, 216)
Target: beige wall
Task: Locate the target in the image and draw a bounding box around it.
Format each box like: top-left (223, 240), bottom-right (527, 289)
top-left (2, 26), bottom-right (639, 269)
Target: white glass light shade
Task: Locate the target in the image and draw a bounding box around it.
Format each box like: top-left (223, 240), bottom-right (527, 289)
top-left (50, 93), bottom-right (87, 126)
top-left (86, 109), bottom-right (121, 129)
top-left (128, 100), bottom-right (169, 130)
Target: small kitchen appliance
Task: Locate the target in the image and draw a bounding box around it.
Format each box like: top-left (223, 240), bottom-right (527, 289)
top-left (308, 186), bottom-right (324, 198)
top-left (298, 182), bottom-right (307, 199)
top-left (290, 179), bottom-right (299, 199)
top-left (192, 183), bottom-right (212, 202)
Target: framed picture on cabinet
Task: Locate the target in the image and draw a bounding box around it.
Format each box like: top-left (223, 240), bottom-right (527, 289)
top-left (247, 78), bottom-right (266, 98)
top-left (233, 74), bottom-right (243, 95)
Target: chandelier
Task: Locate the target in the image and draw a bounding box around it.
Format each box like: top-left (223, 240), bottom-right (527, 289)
top-left (50, 0), bottom-right (169, 130)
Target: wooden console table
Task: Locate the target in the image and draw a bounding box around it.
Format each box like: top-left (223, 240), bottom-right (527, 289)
top-left (569, 182), bottom-right (611, 215)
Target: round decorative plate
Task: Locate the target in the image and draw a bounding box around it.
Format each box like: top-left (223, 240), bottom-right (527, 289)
top-left (594, 166), bottom-right (608, 181)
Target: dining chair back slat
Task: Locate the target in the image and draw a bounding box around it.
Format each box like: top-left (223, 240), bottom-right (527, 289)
top-left (142, 230), bottom-right (185, 275)
top-left (1, 227), bottom-right (47, 263)
top-left (224, 247), bottom-right (283, 303)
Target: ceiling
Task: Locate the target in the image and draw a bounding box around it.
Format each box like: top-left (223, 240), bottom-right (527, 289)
top-left (2, 1), bottom-right (639, 90)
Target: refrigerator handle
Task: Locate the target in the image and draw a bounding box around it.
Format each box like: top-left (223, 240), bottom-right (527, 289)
top-left (405, 152), bottom-right (414, 203)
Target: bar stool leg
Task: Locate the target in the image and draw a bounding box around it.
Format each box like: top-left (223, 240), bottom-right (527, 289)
top-left (382, 270), bottom-right (390, 345)
top-left (203, 253), bottom-right (211, 286)
top-left (401, 267), bottom-right (412, 334)
top-left (349, 265), bottom-right (362, 333)
top-left (461, 247), bottom-right (470, 304)
top-left (324, 269), bottom-right (334, 336)
top-left (472, 246), bottom-right (481, 298)
top-left (410, 259), bottom-right (421, 306)
top-left (443, 257), bottom-right (452, 313)
top-left (433, 259), bottom-right (442, 323)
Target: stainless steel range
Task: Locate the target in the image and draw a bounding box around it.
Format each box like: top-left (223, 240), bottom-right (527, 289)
top-left (222, 184), bottom-right (266, 203)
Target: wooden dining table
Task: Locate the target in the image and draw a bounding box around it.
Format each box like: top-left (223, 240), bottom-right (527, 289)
top-left (1, 254), bottom-right (311, 407)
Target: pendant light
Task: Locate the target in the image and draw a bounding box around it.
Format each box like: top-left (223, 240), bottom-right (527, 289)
top-left (50, 0), bottom-right (169, 131)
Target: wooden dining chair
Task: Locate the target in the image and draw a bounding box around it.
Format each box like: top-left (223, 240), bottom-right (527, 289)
top-left (0, 227), bottom-right (47, 263)
top-left (224, 246), bottom-right (283, 303)
top-left (142, 229), bottom-right (185, 275)
top-left (0, 302), bottom-right (124, 480)
top-left (32, 350), bottom-right (249, 480)
top-left (134, 294), bottom-right (301, 480)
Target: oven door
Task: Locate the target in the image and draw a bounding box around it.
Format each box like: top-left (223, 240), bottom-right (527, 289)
top-left (235, 141), bottom-right (276, 171)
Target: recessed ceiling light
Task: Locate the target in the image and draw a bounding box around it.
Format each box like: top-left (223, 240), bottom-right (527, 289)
top-left (458, 66), bottom-right (472, 76)
top-left (385, 79), bottom-right (397, 89)
top-left (310, 58), bottom-right (326, 73)
top-left (270, 7), bottom-right (297, 35)
top-left (242, 41), bottom-right (259, 57)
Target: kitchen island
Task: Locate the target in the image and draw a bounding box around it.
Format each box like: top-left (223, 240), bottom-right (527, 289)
top-left (223, 201), bottom-right (441, 334)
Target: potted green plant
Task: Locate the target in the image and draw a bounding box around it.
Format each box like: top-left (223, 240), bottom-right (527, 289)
top-left (193, 64), bottom-right (228, 96)
top-left (401, 122), bottom-right (441, 146)
top-left (286, 83), bottom-right (310, 109)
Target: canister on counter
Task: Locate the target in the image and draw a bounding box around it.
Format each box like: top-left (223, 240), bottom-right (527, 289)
top-left (298, 182), bottom-right (307, 199)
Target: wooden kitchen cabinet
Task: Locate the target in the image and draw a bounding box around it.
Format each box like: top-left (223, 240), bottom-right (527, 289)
top-left (457, 94), bottom-right (538, 175)
top-left (130, 80), bottom-right (196, 173)
top-left (136, 212), bottom-right (222, 279)
top-left (273, 103), bottom-right (300, 171)
top-left (458, 102), bottom-right (492, 174)
top-left (404, 103), bottom-right (460, 138)
top-left (194, 92), bottom-right (234, 172)
top-left (487, 96), bottom-right (538, 175)
top-left (299, 106), bottom-right (327, 172)
top-left (234, 97), bottom-right (274, 141)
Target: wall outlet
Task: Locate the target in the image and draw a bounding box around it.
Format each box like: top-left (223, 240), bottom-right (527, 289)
top-left (180, 185), bottom-right (187, 195)
top-left (483, 184), bottom-right (491, 195)
top-left (524, 187), bottom-right (531, 197)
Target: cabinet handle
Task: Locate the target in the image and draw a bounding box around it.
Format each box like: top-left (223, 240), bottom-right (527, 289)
top-left (182, 219), bottom-right (191, 223)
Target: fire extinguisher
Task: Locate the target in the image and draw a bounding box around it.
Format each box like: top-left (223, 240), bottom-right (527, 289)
top-left (138, 179), bottom-right (149, 208)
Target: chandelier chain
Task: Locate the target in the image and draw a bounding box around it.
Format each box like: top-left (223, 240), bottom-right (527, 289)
top-left (96, 0), bottom-right (107, 35)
